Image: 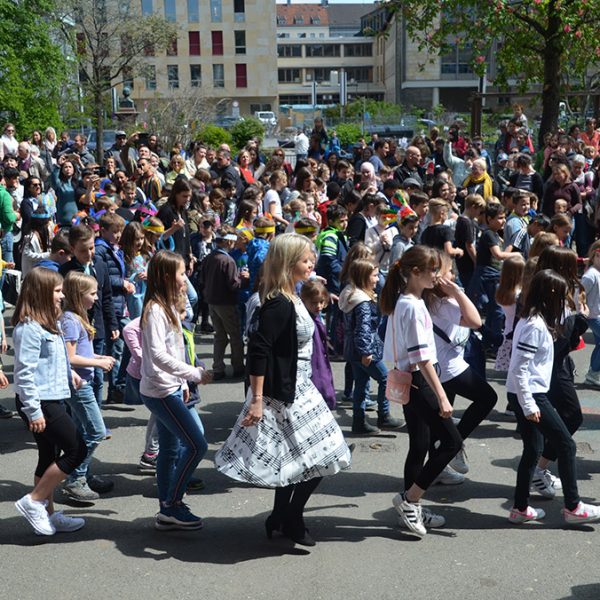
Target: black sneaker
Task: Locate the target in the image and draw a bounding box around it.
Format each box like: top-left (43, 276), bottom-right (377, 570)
top-left (199, 323), bottom-right (214, 334)
top-left (87, 475), bottom-right (114, 494)
top-left (351, 419), bottom-right (380, 435)
top-left (187, 477), bottom-right (205, 491)
top-left (106, 388), bottom-right (124, 404)
top-left (212, 372), bottom-right (226, 381)
top-left (0, 405), bottom-right (14, 419)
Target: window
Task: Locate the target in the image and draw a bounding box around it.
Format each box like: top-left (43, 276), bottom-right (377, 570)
top-left (276, 16), bottom-right (286, 25)
top-left (344, 43), bottom-right (372, 57)
top-left (141, 0), bottom-right (152, 15)
top-left (234, 31), bottom-right (246, 55)
top-left (167, 65), bottom-right (179, 89)
top-left (306, 44), bottom-right (340, 57)
top-left (187, 0), bottom-right (198, 22)
top-left (143, 42), bottom-right (155, 56)
top-left (120, 35), bottom-right (132, 56)
top-left (167, 37), bottom-right (178, 56)
top-left (188, 31), bottom-right (200, 55)
top-left (235, 64), bottom-right (247, 88)
top-left (345, 67), bottom-right (373, 82)
top-left (211, 31), bottom-right (224, 55)
top-left (164, 0), bottom-right (176, 22)
top-left (279, 95), bottom-right (310, 105)
top-left (123, 66), bottom-right (134, 89)
top-left (234, 0), bottom-right (245, 21)
top-left (441, 40), bottom-right (474, 76)
top-left (145, 65), bottom-right (156, 90)
top-left (293, 15), bottom-right (303, 25)
top-left (213, 64), bottom-right (224, 87)
top-left (250, 103), bottom-right (272, 113)
top-left (210, 0), bottom-right (222, 22)
top-left (310, 16), bottom-right (320, 24)
top-left (190, 65), bottom-right (202, 87)
top-left (278, 44), bottom-right (302, 58)
top-left (278, 68), bottom-right (301, 83)
top-left (306, 67), bottom-right (333, 82)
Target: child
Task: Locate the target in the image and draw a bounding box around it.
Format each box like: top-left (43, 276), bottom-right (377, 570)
top-left (408, 191), bottom-right (429, 244)
top-left (425, 252), bottom-right (497, 481)
top-left (510, 214), bottom-right (550, 258)
top-left (582, 240), bottom-right (600, 386)
top-left (340, 258), bottom-right (403, 434)
top-left (60, 224), bottom-right (119, 409)
top-left (390, 210), bottom-right (419, 264)
top-left (455, 194), bottom-right (485, 290)
top-left (506, 269), bottom-right (600, 524)
top-left (364, 203), bottom-right (398, 276)
top-left (61, 272), bottom-right (116, 501)
top-left (263, 170), bottom-right (289, 230)
top-left (140, 249), bottom-right (210, 530)
top-left (554, 198), bottom-right (568, 215)
top-left (503, 191), bottom-right (531, 251)
top-left (548, 213), bottom-right (573, 247)
top-left (300, 280), bottom-right (336, 410)
top-left (13, 268), bottom-right (87, 535)
top-left (421, 199), bottom-right (463, 258)
top-left (35, 229), bottom-right (72, 272)
top-left (121, 221), bottom-right (148, 320)
top-left (95, 212), bottom-right (134, 404)
top-left (20, 207), bottom-right (52, 277)
top-left (190, 217), bottom-right (216, 332)
top-left (247, 216), bottom-right (275, 294)
top-left (381, 245), bottom-right (462, 536)
top-left (495, 254), bottom-right (526, 373)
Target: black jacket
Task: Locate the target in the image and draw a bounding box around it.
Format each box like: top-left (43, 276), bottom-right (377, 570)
top-left (59, 256), bottom-right (118, 340)
top-left (247, 294), bottom-right (297, 404)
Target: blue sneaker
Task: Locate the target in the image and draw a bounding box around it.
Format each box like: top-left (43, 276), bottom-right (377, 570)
top-left (155, 503), bottom-right (203, 531)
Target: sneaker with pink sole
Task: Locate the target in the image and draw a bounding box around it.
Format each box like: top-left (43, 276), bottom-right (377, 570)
top-left (508, 506), bottom-right (546, 524)
top-left (563, 502), bottom-right (600, 525)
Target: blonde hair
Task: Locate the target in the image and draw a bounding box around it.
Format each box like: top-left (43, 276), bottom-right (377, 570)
top-left (63, 271), bottom-right (97, 339)
top-left (260, 233), bottom-right (311, 303)
top-left (428, 198), bottom-right (449, 219)
top-left (529, 231), bottom-right (559, 258)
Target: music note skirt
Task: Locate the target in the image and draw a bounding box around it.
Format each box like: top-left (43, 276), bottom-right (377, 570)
top-left (215, 360), bottom-right (351, 488)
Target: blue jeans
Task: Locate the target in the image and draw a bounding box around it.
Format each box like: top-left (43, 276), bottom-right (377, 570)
top-left (141, 388), bottom-right (208, 505)
top-left (507, 392), bottom-right (579, 511)
top-left (0, 231), bottom-right (13, 288)
top-left (351, 359), bottom-right (389, 415)
top-left (468, 266), bottom-right (504, 349)
top-left (92, 338), bottom-right (105, 406)
top-left (107, 317), bottom-right (128, 393)
top-left (66, 382), bottom-right (106, 481)
top-left (588, 317), bottom-right (600, 372)
top-left (125, 373), bottom-right (142, 405)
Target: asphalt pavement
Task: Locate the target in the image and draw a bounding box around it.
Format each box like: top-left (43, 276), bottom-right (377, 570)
top-left (1, 325), bottom-right (600, 600)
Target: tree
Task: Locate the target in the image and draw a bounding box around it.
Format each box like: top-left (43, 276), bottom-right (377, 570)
top-left (0, 0), bottom-right (68, 134)
top-left (388, 0), bottom-right (600, 142)
top-left (58, 0), bottom-right (176, 161)
top-left (230, 118), bottom-right (265, 150)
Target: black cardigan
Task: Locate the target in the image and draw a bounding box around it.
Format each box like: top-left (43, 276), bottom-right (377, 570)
top-left (247, 294), bottom-right (298, 404)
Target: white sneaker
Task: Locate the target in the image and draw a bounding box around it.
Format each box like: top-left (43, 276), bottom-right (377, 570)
top-left (585, 370), bottom-right (600, 387)
top-left (449, 445), bottom-right (469, 475)
top-left (49, 511), bottom-right (85, 533)
top-left (15, 494), bottom-right (55, 536)
top-left (392, 493), bottom-right (426, 537)
top-left (508, 506), bottom-right (546, 524)
top-left (530, 468), bottom-right (557, 498)
top-left (398, 507), bottom-right (446, 529)
top-left (563, 502), bottom-right (600, 525)
top-left (434, 465), bottom-right (465, 485)
top-left (543, 468), bottom-right (562, 490)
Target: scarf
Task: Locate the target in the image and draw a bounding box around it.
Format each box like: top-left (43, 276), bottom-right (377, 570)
top-left (463, 171), bottom-right (493, 200)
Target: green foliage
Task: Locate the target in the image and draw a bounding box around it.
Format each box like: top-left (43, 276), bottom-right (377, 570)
top-left (196, 125), bottom-right (233, 149)
top-left (230, 118), bottom-right (265, 149)
top-left (0, 0), bottom-right (67, 133)
top-left (335, 123), bottom-right (362, 146)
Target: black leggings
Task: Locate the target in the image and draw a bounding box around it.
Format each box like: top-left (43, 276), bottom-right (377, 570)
top-left (403, 371), bottom-right (463, 490)
top-left (443, 367), bottom-right (498, 440)
top-left (272, 477), bottom-right (323, 520)
top-left (17, 397), bottom-right (87, 479)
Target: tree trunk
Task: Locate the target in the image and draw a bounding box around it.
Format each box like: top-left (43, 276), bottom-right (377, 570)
top-left (538, 13), bottom-right (562, 146)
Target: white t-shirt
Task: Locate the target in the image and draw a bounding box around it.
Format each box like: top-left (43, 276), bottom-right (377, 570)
top-left (384, 294), bottom-right (437, 372)
top-left (263, 189), bottom-right (282, 218)
top-left (430, 297), bottom-right (470, 382)
top-left (506, 314), bottom-right (553, 416)
top-left (294, 133), bottom-right (309, 154)
top-left (582, 266), bottom-right (600, 319)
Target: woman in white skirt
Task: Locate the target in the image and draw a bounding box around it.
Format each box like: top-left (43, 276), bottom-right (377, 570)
top-left (215, 233), bottom-right (351, 546)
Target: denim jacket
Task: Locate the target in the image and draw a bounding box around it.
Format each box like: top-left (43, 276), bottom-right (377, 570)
top-left (13, 319), bottom-right (71, 421)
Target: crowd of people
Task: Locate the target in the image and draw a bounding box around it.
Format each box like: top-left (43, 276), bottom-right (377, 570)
top-left (3, 103), bottom-right (600, 543)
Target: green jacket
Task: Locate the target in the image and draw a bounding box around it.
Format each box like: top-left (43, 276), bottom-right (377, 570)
top-left (0, 185), bottom-right (17, 233)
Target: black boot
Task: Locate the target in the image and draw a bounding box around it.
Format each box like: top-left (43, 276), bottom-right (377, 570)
top-left (352, 409), bottom-right (380, 434)
top-left (377, 412), bottom-right (404, 430)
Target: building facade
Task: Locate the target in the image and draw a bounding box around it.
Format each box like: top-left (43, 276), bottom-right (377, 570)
top-left (125, 0), bottom-right (278, 116)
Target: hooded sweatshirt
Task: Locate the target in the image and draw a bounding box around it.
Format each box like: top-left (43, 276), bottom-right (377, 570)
top-left (339, 286), bottom-right (383, 362)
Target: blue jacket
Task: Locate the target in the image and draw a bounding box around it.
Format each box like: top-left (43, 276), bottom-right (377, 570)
top-left (94, 237), bottom-right (127, 318)
top-left (13, 320), bottom-right (72, 421)
top-left (247, 237), bottom-right (270, 293)
top-left (339, 286), bottom-right (384, 362)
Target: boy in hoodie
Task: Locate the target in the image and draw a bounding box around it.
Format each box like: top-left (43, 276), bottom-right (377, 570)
top-left (94, 212), bottom-right (135, 403)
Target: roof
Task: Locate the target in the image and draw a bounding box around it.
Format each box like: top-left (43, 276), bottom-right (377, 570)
top-left (276, 5), bottom-right (329, 26)
top-left (327, 3), bottom-right (375, 29)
